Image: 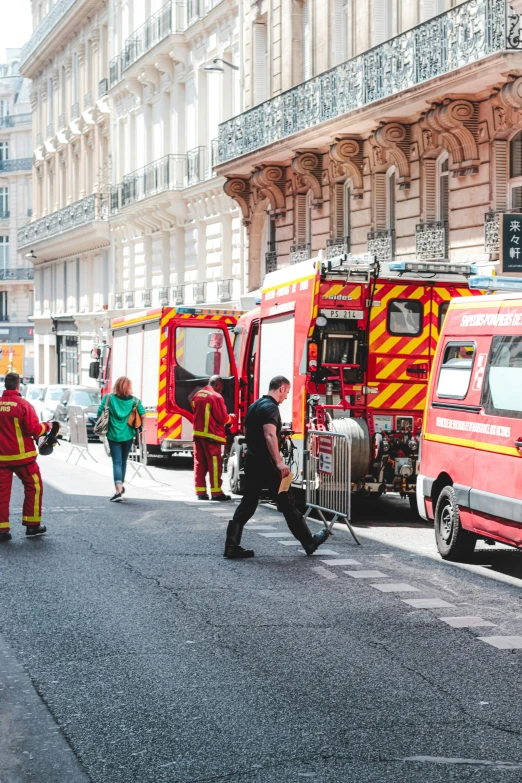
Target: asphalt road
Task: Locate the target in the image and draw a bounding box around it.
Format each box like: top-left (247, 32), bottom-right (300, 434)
top-left (2, 444), bottom-right (522, 782)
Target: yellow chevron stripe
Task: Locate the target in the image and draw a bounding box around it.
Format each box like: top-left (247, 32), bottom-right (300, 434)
top-left (368, 383), bottom-right (402, 408)
top-left (158, 393), bottom-right (166, 406)
top-left (376, 358), bottom-right (404, 379)
top-left (392, 383), bottom-right (424, 410)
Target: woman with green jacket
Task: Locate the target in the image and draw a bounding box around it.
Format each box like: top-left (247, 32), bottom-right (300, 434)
top-left (97, 376), bottom-right (146, 502)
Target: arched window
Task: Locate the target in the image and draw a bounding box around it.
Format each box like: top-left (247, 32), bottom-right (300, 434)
top-left (510, 131), bottom-right (522, 209)
top-left (386, 167), bottom-right (396, 231)
top-left (437, 153), bottom-right (449, 221)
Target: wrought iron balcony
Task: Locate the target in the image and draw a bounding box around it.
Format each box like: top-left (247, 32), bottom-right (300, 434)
top-left (98, 78), bottom-right (109, 98)
top-left (142, 289), bottom-right (152, 308)
top-left (117, 155), bottom-right (186, 210)
top-left (290, 244), bottom-right (311, 264)
top-left (367, 229), bottom-right (394, 262)
top-left (58, 113), bottom-right (66, 129)
top-left (195, 282), bottom-right (206, 304)
top-left (17, 193), bottom-right (108, 248)
top-left (84, 92), bottom-right (92, 110)
top-left (186, 146), bottom-right (206, 186)
top-left (484, 210), bottom-right (520, 253)
top-left (46, 122), bottom-right (54, 138)
top-left (0, 159), bottom-right (32, 173)
top-left (159, 286), bottom-right (170, 305)
top-left (0, 268), bottom-right (34, 281)
top-left (114, 292), bottom-right (124, 309)
top-left (71, 103), bottom-right (79, 120)
top-left (119, 1), bottom-right (187, 79)
top-left (0, 210), bottom-right (9, 219)
top-left (218, 278), bottom-right (233, 302)
top-left (125, 291), bottom-right (135, 308)
top-left (209, 138), bottom-right (219, 178)
top-left (109, 56), bottom-right (122, 89)
top-left (0, 113), bottom-right (31, 129)
top-left (173, 285), bottom-right (185, 305)
top-left (416, 221), bottom-right (448, 260)
top-left (326, 236), bottom-right (350, 259)
top-left (20, 0), bottom-right (77, 67)
top-left (218, 0), bottom-right (522, 165)
top-left (265, 251), bottom-right (278, 274)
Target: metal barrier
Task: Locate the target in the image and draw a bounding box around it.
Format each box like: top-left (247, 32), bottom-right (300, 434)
top-left (126, 428), bottom-right (156, 483)
top-left (303, 429), bottom-right (360, 545)
top-left (66, 406), bottom-right (98, 465)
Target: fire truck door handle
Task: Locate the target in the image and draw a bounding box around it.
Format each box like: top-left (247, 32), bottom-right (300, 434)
top-left (406, 366), bottom-right (427, 375)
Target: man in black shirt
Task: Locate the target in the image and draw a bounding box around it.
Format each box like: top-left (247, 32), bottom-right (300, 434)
top-left (224, 375), bottom-right (329, 559)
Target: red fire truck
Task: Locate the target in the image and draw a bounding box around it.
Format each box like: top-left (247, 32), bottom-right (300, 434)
top-left (96, 307), bottom-right (242, 456)
top-left (219, 254), bottom-right (482, 509)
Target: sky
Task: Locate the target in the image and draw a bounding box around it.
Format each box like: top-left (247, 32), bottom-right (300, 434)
top-left (0, 0), bottom-right (32, 64)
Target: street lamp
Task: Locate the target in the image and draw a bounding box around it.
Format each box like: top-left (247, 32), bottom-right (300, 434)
top-left (204, 58), bottom-right (239, 73)
top-left (25, 250), bottom-right (36, 259)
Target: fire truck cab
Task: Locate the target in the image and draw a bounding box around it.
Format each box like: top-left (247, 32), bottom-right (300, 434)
top-left (225, 254), bottom-right (480, 507)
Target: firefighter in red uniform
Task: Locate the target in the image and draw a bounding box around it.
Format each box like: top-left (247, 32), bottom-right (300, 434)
top-left (0, 372), bottom-right (51, 542)
top-left (192, 374), bottom-right (232, 501)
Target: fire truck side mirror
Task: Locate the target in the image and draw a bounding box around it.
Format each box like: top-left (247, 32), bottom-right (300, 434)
top-left (89, 360), bottom-right (100, 379)
top-left (208, 332), bottom-right (224, 350)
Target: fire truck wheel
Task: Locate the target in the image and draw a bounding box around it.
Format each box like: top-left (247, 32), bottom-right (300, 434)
top-left (227, 442), bottom-right (245, 495)
top-left (434, 486), bottom-right (476, 561)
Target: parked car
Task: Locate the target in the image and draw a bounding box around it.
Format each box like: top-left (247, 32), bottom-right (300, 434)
top-left (417, 284), bottom-right (522, 561)
top-left (54, 387), bottom-right (101, 441)
top-left (33, 385), bottom-right (70, 422)
top-left (22, 383), bottom-right (47, 409)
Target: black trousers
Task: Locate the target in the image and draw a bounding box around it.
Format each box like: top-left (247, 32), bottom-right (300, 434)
top-left (232, 462), bottom-right (314, 547)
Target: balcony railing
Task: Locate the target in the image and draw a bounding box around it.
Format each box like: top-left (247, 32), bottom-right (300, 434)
top-left (109, 56), bottom-right (123, 89)
top-left (159, 286), bottom-right (170, 305)
top-left (416, 221), bottom-right (448, 259)
top-left (0, 113), bottom-right (31, 129)
top-left (290, 243), bottom-right (311, 264)
top-left (195, 282), bottom-right (206, 304)
top-left (120, 1), bottom-right (187, 78)
top-left (0, 159), bottom-right (32, 173)
top-left (114, 292), bottom-right (123, 309)
top-left (84, 92), bottom-right (92, 110)
top-left (367, 229), bottom-right (395, 261)
top-left (118, 155), bottom-right (185, 210)
top-left (71, 103), bottom-right (79, 120)
top-left (218, 0), bottom-right (522, 165)
top-left (326, 236), bottom-right (350, 259)
top-left (46, 122), bottom-right (54, 138)
top-left (173, 285), bottom-right (185, 304)
top-left (209, 137), bottom-right (219, 178)
top-left (18, 193), bottom-right (108, 248)
top-left (20, 0), bottom-right (78, 67)
top-left (265, 251), bottom-right (278, 274)
top-left (0, 268), bottom-right (34, 281)
top-left (125, 290), bottom-right (135, 308)
top-left (98, 78), bottom-right (109, 98)
top-left (186, 146), bottom-right (206, 186)
top-left (484, 210), bottom-right (521, 253)
top-left (58, 113), bottom-right (66, 129)
top-left (218, 278), bottom-right (233, 302)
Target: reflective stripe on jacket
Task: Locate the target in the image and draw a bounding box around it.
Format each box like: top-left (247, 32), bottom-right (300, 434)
top-left (0, 390), bottom-right (50, 466)
top-left (191, 385), bottom-right (230, 444)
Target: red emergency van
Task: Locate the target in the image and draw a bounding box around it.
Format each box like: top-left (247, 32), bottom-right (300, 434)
top-left (417, 283), bottom-right (522, 560)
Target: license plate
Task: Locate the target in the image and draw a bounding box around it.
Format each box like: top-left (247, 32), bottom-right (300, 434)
top-left (320, 309), bottom-right (364, 320)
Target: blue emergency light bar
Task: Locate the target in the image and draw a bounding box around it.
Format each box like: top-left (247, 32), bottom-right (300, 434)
top-left (469, 275), bottom-right (522, 292)
top-left (389, 260), bottom-right (479, 275)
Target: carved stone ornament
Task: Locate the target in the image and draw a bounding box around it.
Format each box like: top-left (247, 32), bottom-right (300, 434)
top-left (291, 151), bottom-right (323, 205)
top-left (421, 99), bottom-right (480, 176)
top-left (488, 76), bottom-right (522, 138)
top-left (370, 122), bottom-right (411, 189)
top-left (223, 176), bottom-right (252, 224)
top-left (251, 165), bottom-right (287, 215)
top-left (328, 138), bottom-right (364, 198)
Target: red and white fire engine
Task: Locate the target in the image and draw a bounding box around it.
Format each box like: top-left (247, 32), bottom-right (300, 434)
top-left (225, 254), bottom-right (482, 509)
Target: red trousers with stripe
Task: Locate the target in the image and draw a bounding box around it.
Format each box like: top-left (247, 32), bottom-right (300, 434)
top-left (0, 461), bottom-right (43, 532)
top-left (193, 438), bottom-right (223, 497)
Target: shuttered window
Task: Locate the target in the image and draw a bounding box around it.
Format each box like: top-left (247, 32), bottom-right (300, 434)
top-left (332, 0), bottom-right (349, 65)
top-left (387, 169), bottom-right (395, 231)
top-left (420, 0), bottom-right (445, 22)
top-left (344, 181), bottom-right (351, 236)
top-left (424, 159), bottom-right (437, 222)
top-left (303, 0), bottom-right (311, 80)
top-left (253, 23), bottom-right (268, 105)
top-left (493, 140), bottom-right (508, 212)
top-left (509, 132), bottom-right (522, 209)
top-left (374, 173), bottom-right (387, 230)
top-left (371, 0), bottom-right (392, 46)
top-left (295, 193), bottom-right (312, 244)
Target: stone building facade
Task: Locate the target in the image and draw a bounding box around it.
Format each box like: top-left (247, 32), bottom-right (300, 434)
top-left (108, 0), bottom-right (244, 311)
top-left (0, 50), bottom-right (34, 360)
top-left (217, 0), bottom-right (522, 289)
top-left (18, 0), bottom-right (111, 386)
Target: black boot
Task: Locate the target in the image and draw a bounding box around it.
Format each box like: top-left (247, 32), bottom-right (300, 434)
top-left (0, 531), bottom-right (12, 543)
top-left (303, 527), bottom-right (330, 556)
top-left (224, 519), bottom-right (254, 559)
top-left (25, 525), bottom-right (47, 537)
